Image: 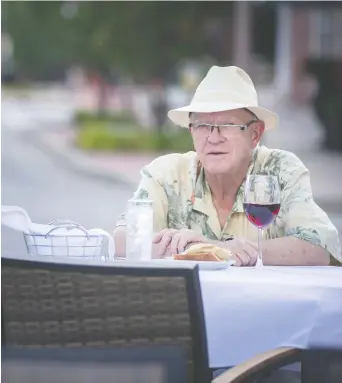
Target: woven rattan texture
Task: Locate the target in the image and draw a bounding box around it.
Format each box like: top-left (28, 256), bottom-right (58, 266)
top-left (3, 263), bottom-right (208, 382)
top-left (2, 266), bottom-right (191, 349)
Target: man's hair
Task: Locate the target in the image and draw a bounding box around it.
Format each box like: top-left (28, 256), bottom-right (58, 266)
top-left (189, 108), bottom-right (259, 122)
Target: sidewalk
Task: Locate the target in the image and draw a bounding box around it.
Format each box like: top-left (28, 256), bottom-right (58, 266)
top-left (29, 128), bottom-right (157, 187)
top-left (28, 125), bottom-right (342, 211)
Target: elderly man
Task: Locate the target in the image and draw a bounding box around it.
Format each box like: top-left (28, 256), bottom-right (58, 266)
top-left (114, 66), bottom-right (341, 266)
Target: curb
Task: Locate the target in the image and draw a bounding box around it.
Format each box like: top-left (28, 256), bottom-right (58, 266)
top-left (22, 128), bottom-right (136, 188)
top-left (22, 128), bottom-right (342, 214)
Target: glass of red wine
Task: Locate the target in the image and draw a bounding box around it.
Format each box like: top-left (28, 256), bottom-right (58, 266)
top-left (243, 175), bottom-right (281, 268)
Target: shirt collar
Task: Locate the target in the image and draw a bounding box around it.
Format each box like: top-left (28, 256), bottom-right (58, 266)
top-left (191, 146), bottom-right (260, 214)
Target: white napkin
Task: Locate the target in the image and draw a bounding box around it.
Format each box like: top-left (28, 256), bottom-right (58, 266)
top-left (1, 205), bottom-right (115, 260)
top-left (88, 228), bottom-right (115, 260)
top-left (1, 205), bottom-right (52, 234)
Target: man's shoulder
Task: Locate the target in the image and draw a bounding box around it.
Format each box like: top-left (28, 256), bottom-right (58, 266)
top-left (142, 151), bottom-right (197, 182)
top-left (257, 146), bottom-right (307, 175)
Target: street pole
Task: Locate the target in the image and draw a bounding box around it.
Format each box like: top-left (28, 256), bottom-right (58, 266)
top-left (232, 1), bottom-right (252, 73)
top-left (274, 2), bottom-right (293, 101)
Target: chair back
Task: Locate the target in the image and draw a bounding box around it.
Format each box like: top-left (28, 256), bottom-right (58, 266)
top-left (2, 256), bottom-right (211, 383)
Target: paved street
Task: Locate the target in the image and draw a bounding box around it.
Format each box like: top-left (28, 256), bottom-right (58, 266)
top-left (1, 96), bottom-right (135, 257)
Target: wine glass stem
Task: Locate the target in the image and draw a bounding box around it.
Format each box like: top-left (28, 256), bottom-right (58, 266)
top-left (257, 228), bottom-right (264, 268)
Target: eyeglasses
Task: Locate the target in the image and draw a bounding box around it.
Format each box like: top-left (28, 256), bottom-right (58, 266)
top-left (189, 120), bottom-right (258, 136)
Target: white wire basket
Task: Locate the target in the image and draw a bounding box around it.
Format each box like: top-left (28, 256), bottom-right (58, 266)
top-left (23, 220), bottom-right (109, 260)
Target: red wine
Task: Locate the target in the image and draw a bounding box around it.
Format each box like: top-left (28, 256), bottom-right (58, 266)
top-left (243, 203), bottom-right (280, 228)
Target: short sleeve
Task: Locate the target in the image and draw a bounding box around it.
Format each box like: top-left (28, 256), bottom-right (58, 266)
top-left (116, 167), bottom-right (168, 232)
top-left (278, 153), bottom-right (341, 264)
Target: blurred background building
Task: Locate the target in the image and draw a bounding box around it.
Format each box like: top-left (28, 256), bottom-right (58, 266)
top-left (2, 1), bottom-right (341, 149)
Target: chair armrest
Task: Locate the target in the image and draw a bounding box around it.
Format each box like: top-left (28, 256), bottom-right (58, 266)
top-left (212, 347), bottom-right (302, 383)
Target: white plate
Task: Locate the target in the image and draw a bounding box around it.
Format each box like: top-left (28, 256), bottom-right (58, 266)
top-left (153, 258), bottom-right (235, 270)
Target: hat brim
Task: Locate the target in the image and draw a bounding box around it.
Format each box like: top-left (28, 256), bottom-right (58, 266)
top-left (168, 102), bottom-right (279, 131)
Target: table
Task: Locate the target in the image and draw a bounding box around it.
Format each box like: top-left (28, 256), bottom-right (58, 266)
top-left (6, 252), bottom-right (341, 371)
top-left (199, 266), bottom-right (342, 368)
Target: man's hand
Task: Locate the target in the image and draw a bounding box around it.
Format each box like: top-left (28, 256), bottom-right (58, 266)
top-left (153, 229), bottom-right (207, 257)
top-left (152, 229), bottom-right (258, 265)
top-left (225, 238), bottom-right (258, 266)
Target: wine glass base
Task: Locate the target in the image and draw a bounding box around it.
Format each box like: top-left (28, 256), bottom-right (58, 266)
top-left (255, 257), bottom-right (264, 269)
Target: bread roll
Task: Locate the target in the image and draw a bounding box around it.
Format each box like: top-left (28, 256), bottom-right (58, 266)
top-left (173, 243), bottom-right (232, 261)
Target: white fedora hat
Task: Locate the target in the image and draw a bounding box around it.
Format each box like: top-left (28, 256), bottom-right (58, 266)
top-left (168, 65), bottom-right (279, 130)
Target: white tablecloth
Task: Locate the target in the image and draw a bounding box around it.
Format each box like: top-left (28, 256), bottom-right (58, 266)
top-left (199, 266), bottom-right (342, 368)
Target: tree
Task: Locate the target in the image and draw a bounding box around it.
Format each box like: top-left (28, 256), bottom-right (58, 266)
top-left (2, 1), bottom-right (234, 110)
top-left (2, 1), bottom-right (75, 80)
top-left (3, 1), bottom-right (234, 80)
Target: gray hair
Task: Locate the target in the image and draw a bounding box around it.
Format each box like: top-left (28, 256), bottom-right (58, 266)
top-left (189, 108), bottom-right (259, 122)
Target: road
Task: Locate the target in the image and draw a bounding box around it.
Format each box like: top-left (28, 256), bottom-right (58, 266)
top-left (2, 93), bottom-right (342, 258)
top-left (1, 95), bottom-right (135, 257)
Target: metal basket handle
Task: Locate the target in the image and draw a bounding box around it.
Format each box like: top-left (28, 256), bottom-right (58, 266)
top-left (48, 219), bottom-right (82, 227)
top-left (45, 224), bottom-right (89, 239)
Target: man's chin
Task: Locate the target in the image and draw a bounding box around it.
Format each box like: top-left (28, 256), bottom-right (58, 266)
top-left (203, 163), bottom-right (232, 175)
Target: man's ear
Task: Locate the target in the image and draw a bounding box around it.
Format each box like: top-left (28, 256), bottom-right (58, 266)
top-left (252, 121), bottom-right (265, 147)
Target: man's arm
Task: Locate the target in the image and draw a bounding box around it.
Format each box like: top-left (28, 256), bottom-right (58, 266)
top-left (182, 235), bottom-right (329, 266)
top-left (195, 235), bottom-right (330, 266)
top-left (260, 152), bottom-right (340, 265)
top-left (263, 237), bottom-right (330, 266)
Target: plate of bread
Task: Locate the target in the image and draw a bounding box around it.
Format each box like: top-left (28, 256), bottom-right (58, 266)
top-left (157, 243), bottom-right (235, 270)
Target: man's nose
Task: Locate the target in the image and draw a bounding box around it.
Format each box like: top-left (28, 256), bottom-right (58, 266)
top-left (207, 126), bottom-right (224, 143)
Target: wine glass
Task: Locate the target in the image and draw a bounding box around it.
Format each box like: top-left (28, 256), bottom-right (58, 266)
top-left (243, 175), bottom-right (281, 268)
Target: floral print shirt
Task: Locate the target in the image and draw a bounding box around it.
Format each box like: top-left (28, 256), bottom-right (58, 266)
top-left (117, 146), bottom-right (341, 263)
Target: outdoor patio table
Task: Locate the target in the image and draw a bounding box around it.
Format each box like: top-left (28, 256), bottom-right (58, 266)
top-left (199, 266), bottom-right (342, 368)
top-left (5, 252), bottom-right (341, 370)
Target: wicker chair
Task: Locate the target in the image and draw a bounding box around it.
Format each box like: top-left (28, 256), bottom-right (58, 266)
top-left (1, 256), bottom-right (211, 383)
top-left (213, 347), bottom-right (301, 383)
top-left (213, 347), bottom-right (342, 383)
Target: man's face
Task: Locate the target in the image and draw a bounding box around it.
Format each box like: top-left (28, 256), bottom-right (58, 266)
top-left (190, 109), bottom-right (264, 175)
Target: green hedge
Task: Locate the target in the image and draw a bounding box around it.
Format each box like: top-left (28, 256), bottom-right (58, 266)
top-left (75, 123), bottom-right (194, 152)
top-left (74, 110), bottom-right (136, 126)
